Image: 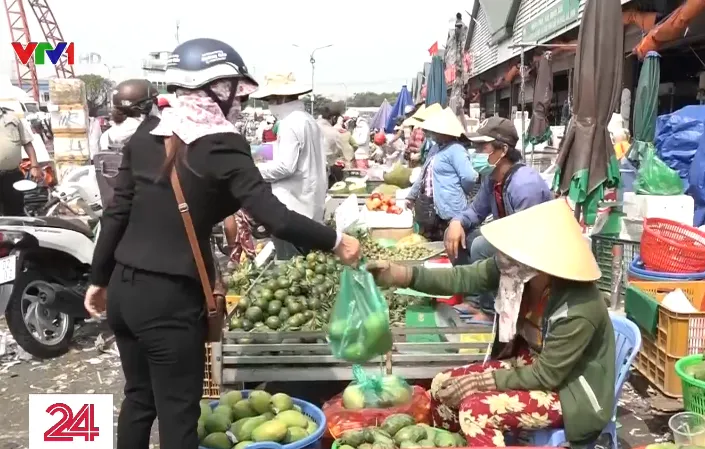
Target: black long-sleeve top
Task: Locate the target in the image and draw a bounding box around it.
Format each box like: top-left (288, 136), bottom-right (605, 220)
top-left (90, 116), bottom-right (337, 286)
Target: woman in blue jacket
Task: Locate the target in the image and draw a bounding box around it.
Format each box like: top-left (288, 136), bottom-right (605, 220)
top-left (406, 108), bottom-right (477, 241)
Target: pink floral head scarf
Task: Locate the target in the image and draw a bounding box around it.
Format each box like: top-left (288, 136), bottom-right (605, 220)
top-left (151, 78), bottom-right (258, 143)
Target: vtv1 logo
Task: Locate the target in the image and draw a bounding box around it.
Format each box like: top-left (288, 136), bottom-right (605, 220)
top-left (29, 394), bottom-right (113, 448)
top-left (11, 42), bottom-right (75, 65)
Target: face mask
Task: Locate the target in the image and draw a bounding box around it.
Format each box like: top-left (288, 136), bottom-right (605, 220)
top-left (472, 153), bottom-right (496, 176)
top-left (268, 103), bottom-right (286, 118)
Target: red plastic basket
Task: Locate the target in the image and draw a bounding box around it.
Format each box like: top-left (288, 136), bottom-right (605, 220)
top-left (641, 218), bottom-right (705, 273)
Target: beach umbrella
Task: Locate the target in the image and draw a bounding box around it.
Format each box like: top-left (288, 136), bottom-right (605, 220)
top-left (385, 85), bottom-right (413, 133)
top-left (553, 0), bottom-right (623, 225)
top-left (425, 55), bottom-right (448, 108)
top-left (527, 52), bottom-right (554, 146)
top-left (370, 99), bottom-right (392, 131)
top-left (627, 51), bottom-right (660, 162)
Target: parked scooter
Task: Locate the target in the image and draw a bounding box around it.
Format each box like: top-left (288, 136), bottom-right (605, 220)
top-left (0, 168), bottom-right (102, 358)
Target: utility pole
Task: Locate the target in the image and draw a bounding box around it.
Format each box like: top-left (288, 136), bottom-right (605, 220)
top-left (292, 44), bottom-right (333, 114)
top-left (175, 21), bottom-right (180, 45)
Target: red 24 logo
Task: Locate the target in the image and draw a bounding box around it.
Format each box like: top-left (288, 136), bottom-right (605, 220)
top-left (43, 403), bottom-right (100, 442)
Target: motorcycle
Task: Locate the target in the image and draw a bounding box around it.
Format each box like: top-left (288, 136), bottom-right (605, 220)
top-left (0, 167), bottom-right (102, 359)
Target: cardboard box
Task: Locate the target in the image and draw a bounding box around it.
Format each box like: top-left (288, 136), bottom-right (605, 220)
top-left (49, 79), bottom-right (87, 105)
top-left (50, 105), bottom-right (88, 133)
top-left (53, 136), bottom-right (89, 159)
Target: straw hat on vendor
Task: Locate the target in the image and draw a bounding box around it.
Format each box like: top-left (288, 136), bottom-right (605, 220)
top-left (367, 199), bottom-right (616, 447)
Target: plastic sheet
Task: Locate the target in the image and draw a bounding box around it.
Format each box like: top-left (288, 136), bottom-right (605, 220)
top-left (327, 267), bottom-right (392, 363)
top-left (633, 147), bottom-right (684, 195)
top-left (323, 385), bottom-right (431, 438)
top-left (655, 105), bottom-right (705, 190)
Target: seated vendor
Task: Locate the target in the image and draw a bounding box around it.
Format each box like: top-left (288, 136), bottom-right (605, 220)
top-left (446, 117), bottom-right (553, 316)
top-left (367, 199), bottom-right (615, 448)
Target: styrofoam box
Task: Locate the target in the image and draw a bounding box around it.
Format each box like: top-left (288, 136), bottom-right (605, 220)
top-left (623, 192), bottom-right (694, 225)
top-left (50, 105), bottom-right (88, 132)
top-left (53, 136), bottom-right (89, 159)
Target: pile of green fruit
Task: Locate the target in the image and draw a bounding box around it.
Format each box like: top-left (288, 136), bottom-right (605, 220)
top-left (229, 251), bottom-right (342, 334)
top-left (199, 390), bottom-right (319, 449)
top-left (335, 414), bottom-right (466, 449)
top-left (358, 233), bottom-right (436, 262)
top-left (223, 261), bottom-right (259, 296)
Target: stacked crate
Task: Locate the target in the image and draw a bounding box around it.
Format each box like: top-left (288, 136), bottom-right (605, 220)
top-left (48, 79), bottom-right (90, 183)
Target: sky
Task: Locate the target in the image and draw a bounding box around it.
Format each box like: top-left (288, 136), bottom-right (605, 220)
top-left (0, 0), bottom-right (473, 97)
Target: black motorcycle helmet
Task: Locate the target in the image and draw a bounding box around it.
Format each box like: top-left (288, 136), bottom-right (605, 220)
top-left (165, 38), bottom-right (258, 115)
top-left (112, 79), bottom-right (158, 115)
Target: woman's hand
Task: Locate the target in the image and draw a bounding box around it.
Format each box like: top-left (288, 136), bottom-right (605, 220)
top-left (444, 220), bottom-right (466, 261)
top-left (334, 234), bottom-right (361, 266)
top-left (437, 371), bottom-right (497, 408)
top-left (84, 285), bottom-right (107, 318)
top-left (365, 260), bottom-right (412, 288)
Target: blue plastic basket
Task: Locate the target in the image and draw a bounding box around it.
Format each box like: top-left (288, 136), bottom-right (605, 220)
top-left (199, 390), bottom-right (326, 449)
top-left (629, 256), bottom-right (705, 281)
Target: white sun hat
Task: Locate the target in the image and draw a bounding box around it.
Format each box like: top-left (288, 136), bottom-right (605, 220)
top-left (250, 72), bottom-right (312, 100)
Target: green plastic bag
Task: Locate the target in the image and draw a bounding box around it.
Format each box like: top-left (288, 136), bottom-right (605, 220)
top-left (328, 267), bottom-right (393, 363)
top-left (342, 365), bottom-right (413, 408)
top-left (633, 147), bottom-right (684, 195)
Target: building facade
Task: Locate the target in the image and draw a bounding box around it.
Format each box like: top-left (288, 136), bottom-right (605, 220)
top-left (464, 0), bottom-right (666, 122)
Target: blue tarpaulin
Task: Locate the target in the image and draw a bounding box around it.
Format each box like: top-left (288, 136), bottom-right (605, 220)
top-left (425, 55), bottom-right (447, 108)
top-left (385, 85), bottom-right (413, 133)
top-left (370, 99), bottom-right (392, 131)
top-left (655, 105), bottom-right (705, 191)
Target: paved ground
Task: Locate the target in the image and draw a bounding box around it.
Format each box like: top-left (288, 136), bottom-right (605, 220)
top-left (0, 317), bottom-right (681, 449)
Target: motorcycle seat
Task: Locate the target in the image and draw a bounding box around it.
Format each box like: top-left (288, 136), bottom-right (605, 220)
top-left (40, 217), bottom-right (93, 239)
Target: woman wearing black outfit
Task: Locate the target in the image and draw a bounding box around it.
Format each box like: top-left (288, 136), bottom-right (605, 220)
top-left (84, 38), bottom-right (360, 449)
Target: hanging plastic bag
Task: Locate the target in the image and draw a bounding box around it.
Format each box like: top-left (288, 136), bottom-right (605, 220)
top-left (323, 366), bottom-right (431, 438)
top-left (633, 147), bottom-right (684, 195)
top-left (328, 267), bottom-right (393, 363)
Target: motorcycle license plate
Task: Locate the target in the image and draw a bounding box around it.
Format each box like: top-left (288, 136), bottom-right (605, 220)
top-left (0, 254), bottom-right (17, 284)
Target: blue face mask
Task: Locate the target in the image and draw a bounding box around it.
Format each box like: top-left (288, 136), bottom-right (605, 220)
top-left (472, 153), bottom-right (496, 176)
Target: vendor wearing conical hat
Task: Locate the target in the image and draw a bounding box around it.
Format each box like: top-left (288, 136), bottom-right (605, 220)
top-left (405, 107), bottom-right (477, 241)
top-left (367, 199), bottom-right (615, 447)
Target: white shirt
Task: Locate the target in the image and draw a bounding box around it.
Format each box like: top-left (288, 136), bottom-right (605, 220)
top-left (99, 117), bottom-right (142, 151)
top-left (258, 101), bottom-right (327, 222)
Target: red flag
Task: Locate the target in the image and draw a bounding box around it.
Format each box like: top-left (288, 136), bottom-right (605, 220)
top-left (428, 41), bottom-right (439, 56)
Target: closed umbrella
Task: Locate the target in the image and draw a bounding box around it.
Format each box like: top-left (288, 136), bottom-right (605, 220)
top-left (370, 99), bottom-right (392, 131)
top-left (553, 0), bottom-right (623, 225)
top-left (425, 55), bottom-right (448, 108)
top-left (627, 51), bottom-right (660, 162)
top-left (385, 85), bottom-right (413, 133)
top-left (527, 52), bottom-right (554, 146)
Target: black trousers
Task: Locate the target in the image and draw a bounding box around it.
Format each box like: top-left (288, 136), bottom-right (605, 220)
top-left (0, 169), bottom-right (24, 216)
top-left (107, 263), bottom-right (206, 449)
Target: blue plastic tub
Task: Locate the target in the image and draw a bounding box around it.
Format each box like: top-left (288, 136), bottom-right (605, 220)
top-left (199, 390), bottom-right (326, 449)
top-left (628, 256), bottom-right (705, 281)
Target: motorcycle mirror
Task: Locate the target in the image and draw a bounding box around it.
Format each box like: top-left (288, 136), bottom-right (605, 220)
top-left (13, 179), bottom-right (37, 192)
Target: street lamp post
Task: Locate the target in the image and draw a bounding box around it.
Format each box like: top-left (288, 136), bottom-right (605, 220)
top-left (292, 44), bottom-right (333, 113)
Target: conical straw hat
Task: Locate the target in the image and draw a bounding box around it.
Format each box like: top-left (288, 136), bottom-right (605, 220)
top-left (414, 103), bottom-right (443, 121)
top-left (402, 116), bottom-right (421, 127)
top-left (420, 107), bottom-right (466, 137)
top-left (480, 199), bottom-right (601, 281)
top-left (411, 104), bottom-right (427, 120)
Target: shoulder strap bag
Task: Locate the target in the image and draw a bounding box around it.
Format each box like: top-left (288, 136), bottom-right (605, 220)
top-left (164, 135), bottom-right (226, 342)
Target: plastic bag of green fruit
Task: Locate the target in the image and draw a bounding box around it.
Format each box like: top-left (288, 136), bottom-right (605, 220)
top-left (327, 266), bottom-right (393, 363)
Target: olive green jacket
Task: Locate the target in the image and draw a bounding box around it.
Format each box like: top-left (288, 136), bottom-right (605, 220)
top-left (411, 258), bottom-right (615, 445)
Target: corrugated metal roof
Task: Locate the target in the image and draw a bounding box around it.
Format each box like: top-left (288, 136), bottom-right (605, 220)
top-left (469, 0), bottom-right (633, 79)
